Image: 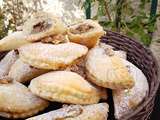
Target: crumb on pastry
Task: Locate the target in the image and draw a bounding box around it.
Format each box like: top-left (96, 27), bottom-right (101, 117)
top-left (70, 24), bottom-right (94, 34)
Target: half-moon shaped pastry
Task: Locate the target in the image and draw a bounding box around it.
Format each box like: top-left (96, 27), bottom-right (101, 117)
top-left (19, 42), bottom-right (88, 70)
top-left (86, 46), bottom-right (134, 89)
top-left (0, 50), bottom-right (18, 77)
top-left (113, 60), bottom-right (149, 119)
top-left (29, 71), bottom-right (106, 104)
top-left (0, 31), bottom-right (30, 52)
top-left (8, 59), bottom-right (50, 83)
top-left (23, 12), bottom-right (66, 42)
top-left (0, 77), bottom-right (49, 119)
top-left (26, 103), bottom-right (109, 120)
top-left (67, 20), bottom-right (105, 48)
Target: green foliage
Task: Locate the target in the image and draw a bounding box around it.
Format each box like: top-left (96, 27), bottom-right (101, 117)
top-left (83, 0), bottom-right (159, 46)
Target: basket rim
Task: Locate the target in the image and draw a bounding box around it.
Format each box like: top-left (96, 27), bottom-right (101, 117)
top-left (104, 30), bottom-right (160, 119)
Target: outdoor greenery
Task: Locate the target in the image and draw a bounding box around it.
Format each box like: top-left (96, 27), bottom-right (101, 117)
top-left (83, 0), bottom-right (159, 46)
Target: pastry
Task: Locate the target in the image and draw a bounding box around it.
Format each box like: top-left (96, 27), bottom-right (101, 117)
top-left (0, 31), bottom-right (30, 52)
top-left (65, 57), bottom-right (87, 78)
top-left (0, 77), bottom-right (49, 119)
top-left (23, 12), bottom-right (67, 42)
top-left (67, 20), bottom-right (105, 48)
top-left (26, 103), bottom-right (109, 120)
top-left (113, 60), bottom-right (149, 119)
top-left (99, 43), bottom-right (127, 59)
top-left (19, 42), bottom-right (88, 70)
top-left (86, 46), bottom-right (134, 89)
top-left (8, 59), bottom-right (50, 83)
top-left (0, 50), bottom-right (18, 77)
top-left (29, 71), bottom-right (106, 104)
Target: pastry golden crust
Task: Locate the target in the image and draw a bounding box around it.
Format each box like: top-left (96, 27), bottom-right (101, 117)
top-left (67, 20), bottom-right (105, 48)
top-left (0, 80), bottom-right (49, 119)
top-left (0, 31), bottom-right (30, 52)
top-left (23, 12), bottom-right (67, 42)
top-left (19, 42), bottom-right (88, 70)
top-left (113, 60), bottom-right (149, 119)
top-left (26, 103), bottom-right (109, 120)
top-left (29, 71), bottom-right (105, 104)
top-left (86, 46), bottom-right (134, 89)
top-left (0, 50), bottom-right (18, 77)
top-left (8, 59), bottom-right (50, 83)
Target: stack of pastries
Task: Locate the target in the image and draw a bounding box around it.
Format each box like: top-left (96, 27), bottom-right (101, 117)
top-left (0, 12), bottom-right (148, 120)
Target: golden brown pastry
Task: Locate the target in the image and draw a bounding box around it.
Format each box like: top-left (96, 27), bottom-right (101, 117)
top-left (23, 12), bottom-right (67, 42)
top-left (19, 42), bottom-right (88, 70)
top-left (67, 20), bottom-right (105, 48)
top-left (26, 103), bottom-right (109, 120)
top-left (8, 59), bottom-right (50, 83)
top-left (0, 31), bottom-right (30, 52)
top-left (0, 77), bottom-right (49, 119)
top-left (113, 60), bottom-right (149, 119)
top-left (86, 46), bottom-right (134, 89)
top-left (0, 50), bottom-right (18, 77)
top-left (29, 71), bottom-right (106, 104)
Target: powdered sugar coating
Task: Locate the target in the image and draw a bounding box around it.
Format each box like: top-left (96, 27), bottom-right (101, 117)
top-left (19, 42), bottom-right (88, 70)
top-left (0, 50), bottom-right (18, 77)
top-left (27, 103), bottom-right (109, 120)
top-left (113, 60), bottom-right (149, 119)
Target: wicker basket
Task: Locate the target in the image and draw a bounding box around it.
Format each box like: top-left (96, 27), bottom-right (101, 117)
top-left (0, 31), bottom-right (159, 120)
top-left (101, 31), bottom-right (160, 120)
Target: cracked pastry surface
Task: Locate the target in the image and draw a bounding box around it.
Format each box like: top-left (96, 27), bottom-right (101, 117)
top-left (23, 12), bottom-right (67, 42)
top-left (26, 103), bottom-right (109, 120)
top-left (113, 60), bottom-right (149, 119)
top-left (0, 31), bottom-right (30, 52)
top-left (0, 50), bottom-right (18, 77)
top-left (67, 20), bottom-right (105, 48)
top-left (8, 59), bottom-right (50, 83)
top-left (29, 71), bottom-right (106, 104)
top-left (0, 78), bottom-right (49, 119)
top-left (19, 42), bottom-right (88, 70)
top-left (86, 46), bottom-right (134, 89)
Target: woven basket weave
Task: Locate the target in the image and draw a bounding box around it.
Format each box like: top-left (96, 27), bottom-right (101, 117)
top-left (101, 31), bottom-right (160, 120)
top-left (0, 31), bottom-right (159, 120)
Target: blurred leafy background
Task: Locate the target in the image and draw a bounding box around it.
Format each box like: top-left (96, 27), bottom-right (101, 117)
top-left (0, 0), bottom-right (159, 46)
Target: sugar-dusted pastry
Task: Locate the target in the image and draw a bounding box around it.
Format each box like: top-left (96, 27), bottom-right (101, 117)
top-left (29, 71), bottom-right (106, 104)
top-left (86, 46), bottom-right (134, 89)
top-left (19, 42), bottom-right (88, 70)
top-left (0, 77), bottom-right (49, 119)
top-left (113, 60), bottom-right (149, 119)
top-left (23, 12), bottom-right (66, 42)
top-left (8, 59), bottom-right (50, 83)
top-left (0, 31), bottom-right (30, 52)
top-left (27, 103), bottom-right (109, 120)
top-left (67, 20), bottom-right (105, 48)
top-left (0, 50), bottom-right (18, 77)
top-left (99, 43), bottom-right (127, 59)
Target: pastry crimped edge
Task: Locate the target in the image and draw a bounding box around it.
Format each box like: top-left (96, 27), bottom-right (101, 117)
top-left (85, 47), bottom-right (135, 89)
top-left (23, 12), bottom-right (67, 42)
top-left (29, 71), bottom-right (102, 104)
top-left (67, 20), bottom-right (105, 48)
top-left (0, 103), bottom-right (48, 119)
top-left (0, 31), bottom-right (30, 52)
top-left (8, 59), bottom-right (50, 83)
top-left (26, 103), bottom-right (109, 120)
top-left (0, 80), bottom-right (49, 119)
top-left (19, 42), bottom-right (88, 70)
top-left (113, 59), bottom-right (149, 119)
